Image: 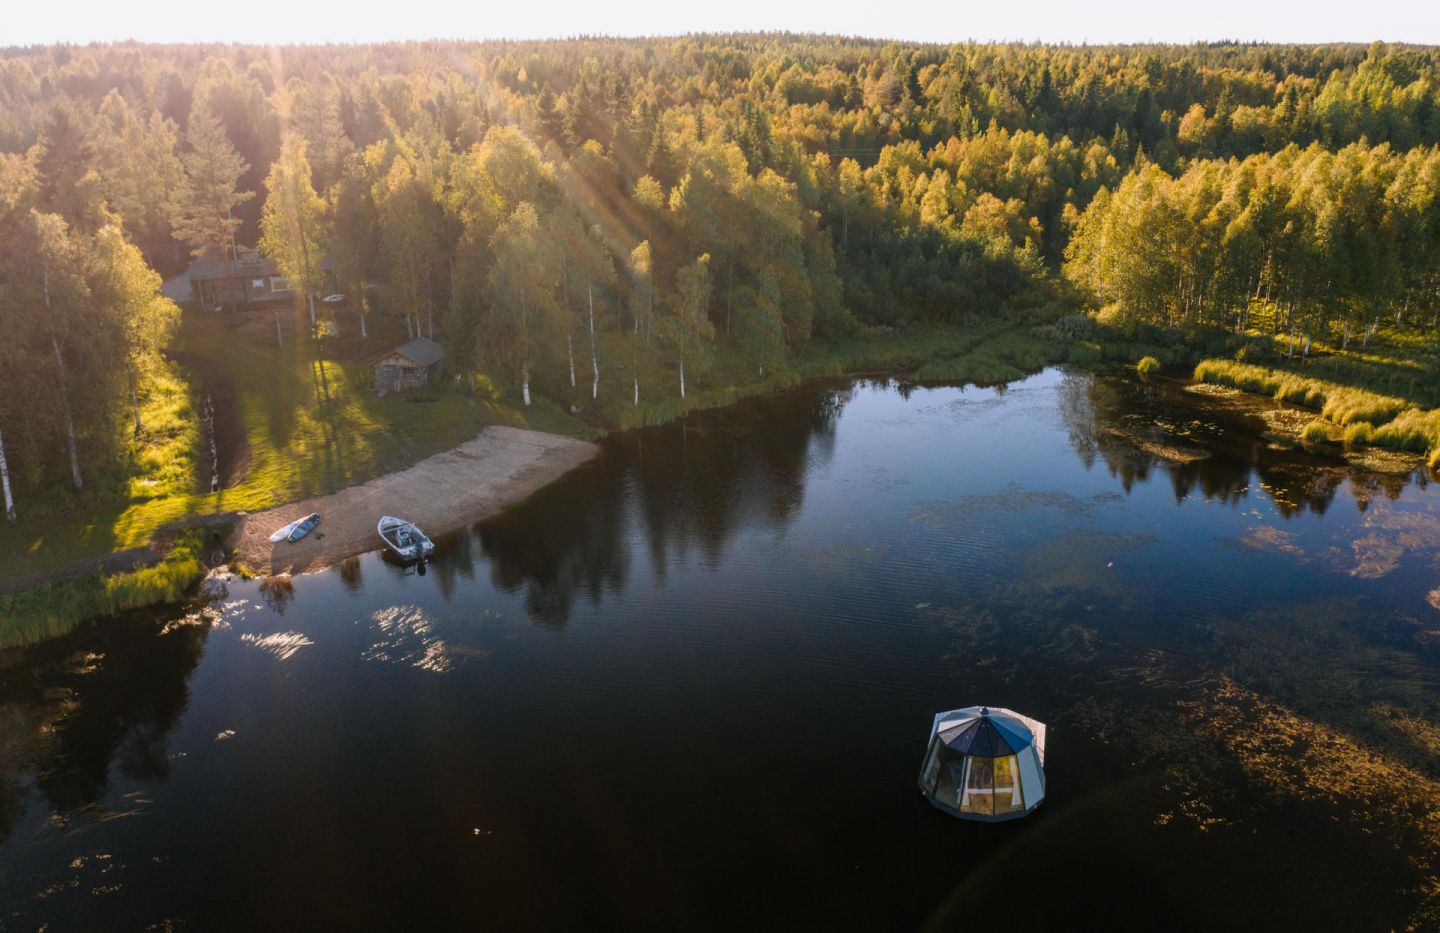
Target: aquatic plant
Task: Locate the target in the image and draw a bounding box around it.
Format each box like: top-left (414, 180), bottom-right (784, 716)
top-left (1301, 420), bottom-right (1332, 444)
top-left (1136, 356), bottom-right (1161, 377)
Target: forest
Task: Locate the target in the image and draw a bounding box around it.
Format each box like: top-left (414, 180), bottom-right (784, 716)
top-left (2, 35), bottom-right (1440, 529)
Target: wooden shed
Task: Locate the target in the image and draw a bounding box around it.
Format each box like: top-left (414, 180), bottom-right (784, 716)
top-left (375, 337), bottom-right (444, 395)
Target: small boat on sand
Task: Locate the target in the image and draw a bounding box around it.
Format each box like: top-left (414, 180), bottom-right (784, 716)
top-left (269, 512), bottom-right (321, 543)
top-left (378, 515), bottom-right (434, 561)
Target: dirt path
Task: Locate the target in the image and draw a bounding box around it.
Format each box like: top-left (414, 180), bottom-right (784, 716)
top-left (231, 426), bottom-right (599, 575)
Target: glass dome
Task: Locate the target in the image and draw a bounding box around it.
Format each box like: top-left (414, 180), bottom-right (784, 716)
top-left (918, 706), bottom-right (1047, 821)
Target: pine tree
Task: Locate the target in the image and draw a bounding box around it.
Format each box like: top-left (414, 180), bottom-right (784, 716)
top-left (172, 103), bottom-right (254, 261)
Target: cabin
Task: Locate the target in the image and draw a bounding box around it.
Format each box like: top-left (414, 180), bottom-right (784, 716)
top-left (374, 337), bottom-right (445, 395)
top-left (186, 247), bottom-right (335, 307)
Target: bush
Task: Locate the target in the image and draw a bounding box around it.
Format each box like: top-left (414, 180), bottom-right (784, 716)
top-left (1137, 356), bottom-right (1161, 377)
top-left (1301, 420), bottom-right (1332, 444)
top-left (1053, 314), bottom-right (1096, 340)
top-left (1342, 421), bottom-right (1374, 447)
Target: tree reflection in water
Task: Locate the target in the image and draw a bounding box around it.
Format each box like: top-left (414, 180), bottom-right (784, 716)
top-left (1058, 370), bottom-right (1422, 516)
top-left (0, 606), bottom-right (210, 844)
top-left (436, 385), bottom-right (848, 628)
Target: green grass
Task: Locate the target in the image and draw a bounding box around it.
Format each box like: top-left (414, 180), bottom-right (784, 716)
top-left (1301, 420), bottom-right (1333, 444)
top-left (0, 528), bottom-right (211, 649)
top-left (1137, 356), bottom-right (1161, 377)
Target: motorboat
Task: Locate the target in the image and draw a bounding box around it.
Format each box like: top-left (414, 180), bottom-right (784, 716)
top-left (378, 515), bottom-right (434, 561)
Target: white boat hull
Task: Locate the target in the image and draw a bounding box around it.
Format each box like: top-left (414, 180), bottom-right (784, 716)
top-left (378, 515), bottom-right (434, 561)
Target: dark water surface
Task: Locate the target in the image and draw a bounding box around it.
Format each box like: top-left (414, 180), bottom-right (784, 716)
top-left (4, 369), bottom-right (1440, 931)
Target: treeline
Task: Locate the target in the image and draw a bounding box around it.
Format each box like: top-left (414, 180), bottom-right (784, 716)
top-left (0, 168), bottom-right (177, 517)
top-left (1065, 142), bottom-right (1440, 341)
top-left (2, 36), bottom-right (1440, 517)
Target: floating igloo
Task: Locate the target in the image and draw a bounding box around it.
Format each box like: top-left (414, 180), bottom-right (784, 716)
top-left (918, 706), bottom-right (1047, 821)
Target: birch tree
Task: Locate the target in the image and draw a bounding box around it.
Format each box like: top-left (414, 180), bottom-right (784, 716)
top-left (666, 253), bottom-right (715, 398)
top-left (33, 211), bottom-right (90, 491)
top-left (377, 158), bottom-right (441, 339)
top-left (260, 134), bottom-right (327, 328)
top-left (0, 428), bottom-right (14, 521)
top-left (628, 240), bottom-right (654, 406)
top-left (87, 223), bottom-right (180, 436)
top-left (486, 203), bottom-right (556, 405)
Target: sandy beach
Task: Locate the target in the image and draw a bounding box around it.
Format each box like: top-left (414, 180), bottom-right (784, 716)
top-left (230, 425), bottom-right (599, 575)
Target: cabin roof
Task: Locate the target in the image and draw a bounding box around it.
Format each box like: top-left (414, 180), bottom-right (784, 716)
top-left (382, 337), bottom-right (445, 368)
top-left (187, 247), bottom-right (335, 281)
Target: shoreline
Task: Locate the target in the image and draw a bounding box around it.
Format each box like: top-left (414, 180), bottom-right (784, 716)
top-left (229, 425), bottom-right (600, 575)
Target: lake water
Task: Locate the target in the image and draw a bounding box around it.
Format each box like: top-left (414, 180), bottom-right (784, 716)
top-left (4, 368), bottom-right (1440, 931)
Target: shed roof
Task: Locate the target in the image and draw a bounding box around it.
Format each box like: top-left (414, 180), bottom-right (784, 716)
top-left (384, 337), bottom-right (445, 368)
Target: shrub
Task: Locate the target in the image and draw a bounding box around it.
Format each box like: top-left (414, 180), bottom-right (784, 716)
top-left (1053, 314), bottom-right (1096, 340)
top-left (1343, 422), bottom-right (1374, 447)
top-left (1137, 356), bottom-right (1161, 377)
top-left (1301, 420), bottom-right (1332, 444)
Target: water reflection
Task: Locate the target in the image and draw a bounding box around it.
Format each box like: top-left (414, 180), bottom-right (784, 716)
top-left (3, 369), bottom-right (1439, 931)
top-left (454, 372), bottom-right (1433, 633)
top-left (1059, 371), bottom-right (1425, 515)
top-left (0, 607), bottom-right (210, 843)
top-left (448, 386), bottom-right (846, 627)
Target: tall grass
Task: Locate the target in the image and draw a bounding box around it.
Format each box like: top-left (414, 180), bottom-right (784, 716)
top-left (1193, 360), bottom-right (1410, 426)
top-left (0, 529), bottom-right (210, 649)
top-left (1372, 409), bottom-right (1440, 455)
top-left (1195, 358), bottom-right (1440, 465)
top-left (1343, 422), bottom-right (1374, 448)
